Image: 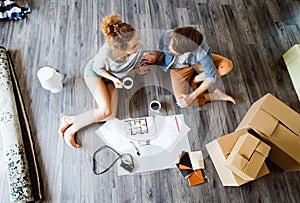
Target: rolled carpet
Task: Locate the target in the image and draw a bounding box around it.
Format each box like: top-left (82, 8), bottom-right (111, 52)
top-left (0, 47), bottom-right (42, 202)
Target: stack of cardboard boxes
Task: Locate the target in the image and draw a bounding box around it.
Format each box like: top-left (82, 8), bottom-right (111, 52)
top-left (206, 93), bottom-right (300, 186)
top-left (206, 128), bottom-right (271, 186)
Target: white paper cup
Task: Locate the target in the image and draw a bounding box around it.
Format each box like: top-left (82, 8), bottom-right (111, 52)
top-left (123, 77), bottom-right (134, 89)
top-left (37, 66), bottom-right (63, 93)
top-left (149, 100), bottom-right (161, 113)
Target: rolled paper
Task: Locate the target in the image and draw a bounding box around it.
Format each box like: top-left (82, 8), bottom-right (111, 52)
top-left (0, 47), bottom-right (41, 202)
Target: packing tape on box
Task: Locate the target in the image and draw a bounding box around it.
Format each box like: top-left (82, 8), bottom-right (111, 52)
top-left (0, 47), bottom-right (42, 202)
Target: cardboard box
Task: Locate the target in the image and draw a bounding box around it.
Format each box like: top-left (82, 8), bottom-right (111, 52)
top-left (225, 133), bottom-right (271, 180)
top-left (236, 93), bottom-right (300, 171)
top-left (206, 129), bottom-right (270, 186)
top-left (283, 44), bottom-right (300, 101)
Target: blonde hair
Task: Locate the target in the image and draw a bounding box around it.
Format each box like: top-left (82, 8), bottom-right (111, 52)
top-left (101, 15), bottom-right (135, 59)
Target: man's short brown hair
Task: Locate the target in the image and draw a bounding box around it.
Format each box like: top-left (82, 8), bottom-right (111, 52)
top-left (171, 26), bottom-right (203, 54)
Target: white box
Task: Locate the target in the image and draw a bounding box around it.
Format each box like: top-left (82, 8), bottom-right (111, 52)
top-left (283, 44), bottom-right (300, 101)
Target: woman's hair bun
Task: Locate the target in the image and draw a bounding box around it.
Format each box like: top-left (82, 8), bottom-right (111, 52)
top-left (101, 15), bottom-right (122, 39)
top-left (100, 14), bottom-right (135, 51)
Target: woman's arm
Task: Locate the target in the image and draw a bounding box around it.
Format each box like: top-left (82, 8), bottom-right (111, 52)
top-left (100, 70), bottom-right (123, 88)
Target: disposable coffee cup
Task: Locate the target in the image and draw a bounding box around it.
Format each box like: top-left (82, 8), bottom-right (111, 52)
top-left (37, 66), bottom-right (63, 93)
top-left (149, 100), bottom-right (161, 113)
top-left (123, 77), bottom-right (133, 89)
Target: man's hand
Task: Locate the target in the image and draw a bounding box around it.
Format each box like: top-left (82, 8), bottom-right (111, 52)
top-left (136, 63), bottom-right (150, 75)
top-left (177, 94), bottom-right (195, 108)
top-left (142, 53), bottom-right (157, 64)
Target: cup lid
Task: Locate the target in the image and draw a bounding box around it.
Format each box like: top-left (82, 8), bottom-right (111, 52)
top-left (37, 66), bottom-right (55, 81)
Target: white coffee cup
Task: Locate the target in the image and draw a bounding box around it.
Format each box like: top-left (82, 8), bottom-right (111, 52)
top-left (123, 77), bottom-right (134, 89)
top-left (37, 66), bottom-right (63, 93)
top-left (149, 100), bottom-right (161, 113)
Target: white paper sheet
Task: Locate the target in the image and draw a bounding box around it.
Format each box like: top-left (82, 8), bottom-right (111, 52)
top-left (95, 114), bottom-right (191, 175)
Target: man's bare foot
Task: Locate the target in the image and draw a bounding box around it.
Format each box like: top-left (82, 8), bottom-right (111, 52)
top-left (58, 116), bottom-right (74, 138)
top-left (193, 73), bottom-right (206, 83)
top-left (63, 126), bottom-right (80, 149)
top-left (212, 89), bottom-right (236, 104)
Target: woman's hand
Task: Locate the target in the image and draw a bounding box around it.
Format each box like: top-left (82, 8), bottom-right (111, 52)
top-left (136, 63), bottom-right (150, 75)
top-left (142, 53), bottom-right (157, 64)
top-left (112, 78), bottom-right (123, 88)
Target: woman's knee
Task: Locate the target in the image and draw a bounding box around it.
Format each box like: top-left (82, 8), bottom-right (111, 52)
top-left (94, 107), bottom-right (114, 122)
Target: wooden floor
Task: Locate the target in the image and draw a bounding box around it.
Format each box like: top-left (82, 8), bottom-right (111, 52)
top-left (1, 0), bottom-right (300, 202)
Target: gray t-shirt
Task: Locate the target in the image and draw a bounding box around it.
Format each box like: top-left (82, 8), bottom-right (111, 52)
top-left (85, 42), bottom-right (145, 79)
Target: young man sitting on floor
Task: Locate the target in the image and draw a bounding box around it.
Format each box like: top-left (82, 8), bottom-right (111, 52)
top-left (142, 26), bottom-right (235, 107)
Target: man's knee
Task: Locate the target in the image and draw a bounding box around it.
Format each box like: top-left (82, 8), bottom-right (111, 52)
top-left (226, 59), bottom-right (233, 70)
top-left (218, 58), bottom-right (233, 76)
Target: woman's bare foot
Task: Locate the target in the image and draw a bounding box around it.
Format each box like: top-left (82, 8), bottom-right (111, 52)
top-left (193, 72), bottom-right (206, 83)
top-left (58, 116), bottom-right (74, 138)
top-left (63, 126), bottom-right (80, 149)
top-left (211, 89), bottom-right (236, 104)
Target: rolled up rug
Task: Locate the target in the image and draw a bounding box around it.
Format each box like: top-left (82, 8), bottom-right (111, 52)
top-left (0, 47), bottom-right (42, 202)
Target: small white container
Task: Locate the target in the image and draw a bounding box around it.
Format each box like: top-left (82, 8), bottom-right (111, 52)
top-left (122, 77), bottom-right (134, 89)
top-left (149, 100), bottom-right (161, 113)
top-left (37, 66), bottom-right (63, 93)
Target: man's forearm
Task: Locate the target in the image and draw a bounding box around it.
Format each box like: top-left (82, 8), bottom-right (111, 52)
top-left (190, 80), bottom-right (213, 100)
top-left (154, 50), bottom-right (163, 62)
